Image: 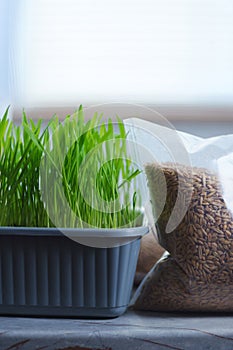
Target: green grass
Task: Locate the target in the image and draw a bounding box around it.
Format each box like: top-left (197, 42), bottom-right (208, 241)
top-left (0, 106), bottom-right (143, 228)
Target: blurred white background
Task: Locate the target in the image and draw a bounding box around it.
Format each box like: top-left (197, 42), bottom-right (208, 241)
top-left (0, 0), bottom-right (233, 129)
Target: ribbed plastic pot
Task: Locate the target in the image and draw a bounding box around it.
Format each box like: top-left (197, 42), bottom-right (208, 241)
top-left (0, 226), bottom-right (148, 318)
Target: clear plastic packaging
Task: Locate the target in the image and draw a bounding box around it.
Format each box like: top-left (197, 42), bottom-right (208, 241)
top-left (126, 118), bottom-right (233, 312)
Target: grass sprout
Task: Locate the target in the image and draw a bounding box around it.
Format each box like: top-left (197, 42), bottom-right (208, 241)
top-left (0, 106), bottom-right (143, 228)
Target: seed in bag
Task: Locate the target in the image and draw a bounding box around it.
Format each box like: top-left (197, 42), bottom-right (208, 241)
top-left (133, 163), bottom-right (233, 312)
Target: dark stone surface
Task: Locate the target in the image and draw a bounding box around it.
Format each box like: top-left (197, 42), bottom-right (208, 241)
top-left (1, 310), bottom-right (233, 349)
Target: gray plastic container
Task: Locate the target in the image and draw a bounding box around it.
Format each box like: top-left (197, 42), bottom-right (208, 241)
top-left (0, 226), bottom-right (148, 317)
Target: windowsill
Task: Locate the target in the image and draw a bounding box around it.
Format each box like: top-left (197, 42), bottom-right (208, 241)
top-left (1, 310), bottom-right (233, 349)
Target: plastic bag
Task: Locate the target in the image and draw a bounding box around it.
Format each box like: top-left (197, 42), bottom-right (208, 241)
top-left (135, 232), bottom-right (165, 285)
top-left (126, 118), bottom-right (233, 312)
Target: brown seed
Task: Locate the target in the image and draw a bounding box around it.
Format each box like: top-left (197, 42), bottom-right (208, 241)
top-left (134, 163), bottom-right (233, 312)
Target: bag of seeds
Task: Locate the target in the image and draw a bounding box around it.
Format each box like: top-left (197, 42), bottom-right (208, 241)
top-left (125, 118), bottom-right (233, 312)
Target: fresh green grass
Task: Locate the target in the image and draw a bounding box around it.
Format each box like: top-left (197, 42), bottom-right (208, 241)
top-left (0, 106), bottom-right (142, 228)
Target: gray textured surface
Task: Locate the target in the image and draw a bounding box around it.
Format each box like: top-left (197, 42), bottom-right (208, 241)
top-left (1, 310), bottom-right (233, 350)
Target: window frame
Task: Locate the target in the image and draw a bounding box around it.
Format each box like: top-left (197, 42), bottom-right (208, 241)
top-left (11, 103), bottom-right (233, 122)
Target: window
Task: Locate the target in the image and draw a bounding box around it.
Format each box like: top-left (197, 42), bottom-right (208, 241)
top-left (0, 0), bottom-right (10, 116)
top-left (2, 0), bottom-right (233, 118)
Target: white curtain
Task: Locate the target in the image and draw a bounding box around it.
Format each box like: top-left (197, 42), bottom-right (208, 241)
top-left (5, 0), bottom-right (233, 108)
top-left (0, 0), bottom-right (10, 116)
